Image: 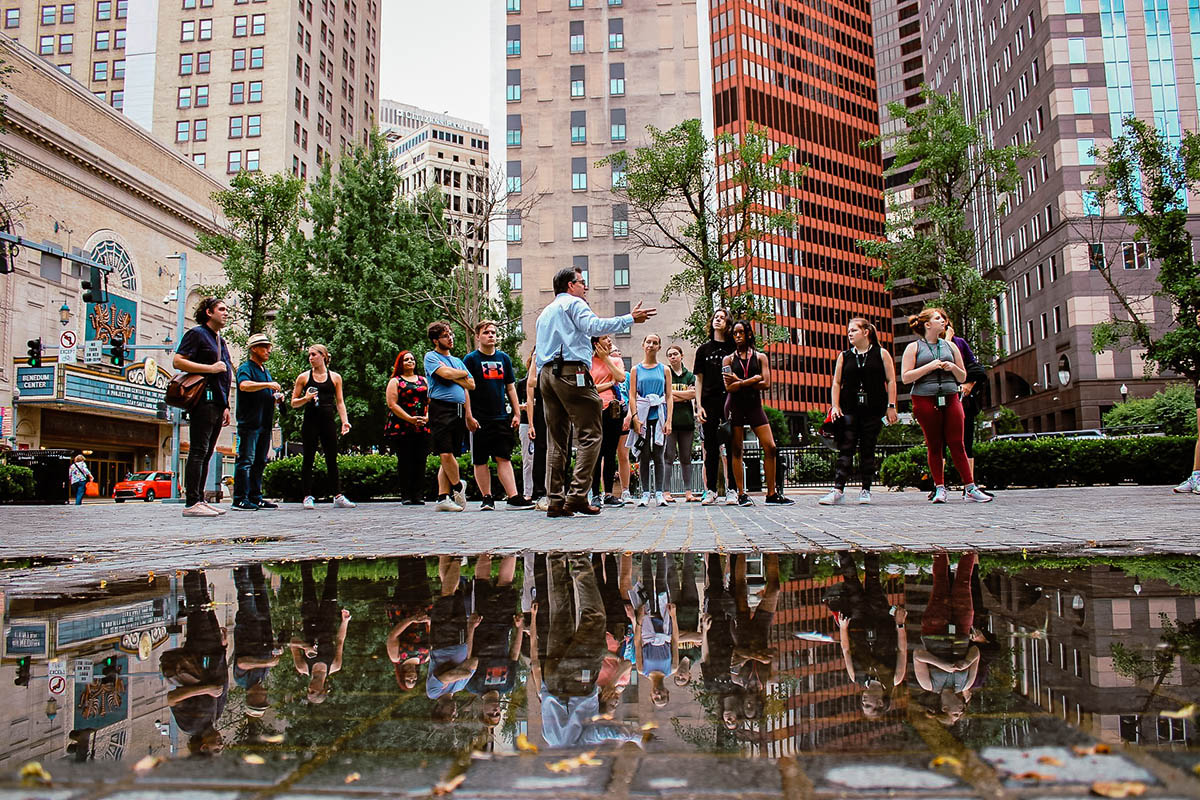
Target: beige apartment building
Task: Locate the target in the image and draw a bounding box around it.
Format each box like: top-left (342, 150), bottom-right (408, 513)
top-left (492, 0), bottom-right (704, 363)
top-left (2, 0), bottom-right (379, 181)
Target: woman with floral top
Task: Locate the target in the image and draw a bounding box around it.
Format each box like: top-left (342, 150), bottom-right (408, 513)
top-left (385, 350), bottom-right (432, 505)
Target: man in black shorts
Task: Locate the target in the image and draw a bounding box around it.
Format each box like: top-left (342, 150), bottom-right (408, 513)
top-left (464, 320), bottom-right (533, 510)
top-left (466, 554), bottom-right (523, 727)
top-left (425, 321), bottom-right (475, 512)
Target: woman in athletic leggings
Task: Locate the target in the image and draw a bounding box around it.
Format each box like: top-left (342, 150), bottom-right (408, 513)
top-left (291, 344), bottom-right (355, 509)
top-left (900, 309), bottom-right (991, 504)
top-left (626, 333), bottom-right (673, 507)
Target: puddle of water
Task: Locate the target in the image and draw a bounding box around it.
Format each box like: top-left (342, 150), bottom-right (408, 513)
top-left (1, 551), bottom-right (1197, 797)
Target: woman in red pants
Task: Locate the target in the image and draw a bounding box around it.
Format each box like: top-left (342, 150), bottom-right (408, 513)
top-left (900, 308), bottom-right (992, 504)
top-left (913, 552), bottom-right (979, 726)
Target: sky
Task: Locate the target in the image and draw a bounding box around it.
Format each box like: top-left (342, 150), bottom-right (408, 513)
top-left (378, 0), bottom-right (491, 126)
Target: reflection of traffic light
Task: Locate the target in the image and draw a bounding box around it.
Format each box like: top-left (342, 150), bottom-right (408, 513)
top-left (109, 334), bottom-right (125, 367)
top-left (26, 338), bottom-right (42, 368)
top-left (14, 657), bottom-right (30, 686)
top-left (81, 265), bottom-right (109, 304)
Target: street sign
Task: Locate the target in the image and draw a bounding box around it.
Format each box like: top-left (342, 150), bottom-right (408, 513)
top-left (83, 340), bottom-right (103, 364)
top-left (59, 346), bottom-right (77, 364)
top-left (74, 658), bottom-right (93, 684)
top-left (48, 661), bottom-right (68, 696)
top-left (60, 330), bottom-right (77, 349)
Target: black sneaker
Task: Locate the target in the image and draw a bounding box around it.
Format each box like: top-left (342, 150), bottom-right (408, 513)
top-left (402, 498), bottom-right (425, 505)
top-left (603, 494), bottom-right (624, 506)
top-left (765, 493), bottom-right (795, 505)
top-left (480, 496), bottom-right (496, 512)
top-left (505, 495), bottom-right (535, 510)
top-left (231, 500), bottom-right (259, 511)
top-left (255, 500), bottom-right (279, 509)
top-left (737, 494), bottom-right (755, 507)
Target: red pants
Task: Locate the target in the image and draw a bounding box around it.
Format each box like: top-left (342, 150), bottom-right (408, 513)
top-left (912, 394), bottom-right (974, 486)
top-left (921, 552), bottom-right (977, 636)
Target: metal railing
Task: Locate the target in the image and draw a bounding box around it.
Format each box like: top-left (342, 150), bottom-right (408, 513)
top-left (650, 444), bottom-right (915, 492)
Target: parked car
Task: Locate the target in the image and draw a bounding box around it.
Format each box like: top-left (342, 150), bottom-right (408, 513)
top-left (113, 471), bottom-right (176, 502)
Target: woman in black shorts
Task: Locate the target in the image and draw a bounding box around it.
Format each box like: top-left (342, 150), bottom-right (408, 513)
top-left (722, 320), bottom-right (793, 506)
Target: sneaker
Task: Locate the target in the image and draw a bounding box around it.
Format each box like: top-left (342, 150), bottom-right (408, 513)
top-left (435, 496), bottom-right (463, 512)
top-left (930, 486), bottom-right (948, 504)
top-left (637, 493), bottom-right (649, 508)
top-left (963, 485), bottom-right (993, 503)
top-left (452, 480), bottom-right (467, 509)
top-left (333, 494), bottom-right (356, 509)
top-left (535, 496), bottom-right (550, 512)
top-left (701, 490), bottom-right (717, 505)
top-left (1173, 473), bottom-right (1200, 493)
top-left (603, 494), bottom-right (624, 506)
top-left (725, 489), bottom-right (738, 506)
top-left (302, 496), bottom-right (315, 510)
top-left (202, 502), bottom-right (227, 515)
top-left (818, 489), bottom-right (844, 506)
top-left (231, 500), bottom-right (259, 511)
top-left (765, 493), bottom-right (795, 505)
top-left (663, 492), bottom-right (676, 503)
top-left (654, 491), bottom-right (665, 507)
top-left (737, 493), bottom-right (755, 507)
top-left (620, 490), bottom-right (633, 505)
top-left (255, 500), bottom-right (279, 509)
top-left (857, 490), bottom-right (872, 505)
top-left (182, 503), bottom-right (220, 517)
top-left (506, 495), bottom-right (535, 510)
top-left (480, 496), bottom-right (496, 511)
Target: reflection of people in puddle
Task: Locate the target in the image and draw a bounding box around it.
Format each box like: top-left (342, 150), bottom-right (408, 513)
top-left (466, 555), bottom-right (523, 727)
top-left (427, 556), bottom-right (478, 722)
top-left (732, 553), bottom-right (779, 722)
top-left (234, 565), bottom-right (280, 719)
top-left (162, 570), bottom-right (229, 756)
top-left (700, 553), bottom-right (740, 729)
top-left (635, 553), bottom-right (682, 707)
top-left (913, 552), bottom-right (979, 725)
top-left (666, 553), bottom-right (702, 688)
top-left (387, 556), bottom-right (432, 691)
top-left (826, 552), bottom-right (907, 718)
top-left (289, 560), bottom-right (350, 705)
top-left (593, 552), bottom-right (634, 715)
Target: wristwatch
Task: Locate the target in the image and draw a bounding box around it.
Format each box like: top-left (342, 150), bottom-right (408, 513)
top-left (887, 403), bottom-right (896, 408)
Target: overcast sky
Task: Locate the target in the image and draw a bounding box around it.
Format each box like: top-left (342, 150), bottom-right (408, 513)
top-left (379, 0), bottom-right (491, 126)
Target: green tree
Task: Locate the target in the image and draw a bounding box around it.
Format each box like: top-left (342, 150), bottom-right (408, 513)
top-left (990, 405), bottom-right (1024, 435)
top-left (599, 119), bottom-right (801, 345)
top-left (1101, 383), bottom-right (1196, 435)
top-left (196, 171), bottom-right (304, 345)
top-left (1083, 118), bottom-right (1200, 384)
top-left (273, 131), bottom-right (457, 448)
top-left (860, 88), bottom-right (1036, 361)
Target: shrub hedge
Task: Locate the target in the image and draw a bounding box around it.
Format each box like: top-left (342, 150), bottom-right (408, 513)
top-left (879, 436), bottom-right (1196, 490)
top-left (0, 465), bottom-right (35, 503)
top-left (262, 451), bottom-right (525, 502)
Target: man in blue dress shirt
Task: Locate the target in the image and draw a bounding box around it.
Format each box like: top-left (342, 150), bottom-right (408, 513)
top-left (534, 266), bottom-right (654, 516)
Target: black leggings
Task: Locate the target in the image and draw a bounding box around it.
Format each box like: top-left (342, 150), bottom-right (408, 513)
top-left (389, 434), bottom-right (429, 502)
top-left (592, 407), bottom-right (623, 496)
top-left (833, 412), bottom-right (883, 492)
top-left (639, 419), bottom-right (666, 493)
top-left (701, 398), bottom-right (736, 493)
top-left (302, 410), bottom-right (340, 498)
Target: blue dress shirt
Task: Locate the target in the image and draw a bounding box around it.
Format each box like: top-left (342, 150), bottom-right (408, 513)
top-left (535, 294), bottom-right (634, 368)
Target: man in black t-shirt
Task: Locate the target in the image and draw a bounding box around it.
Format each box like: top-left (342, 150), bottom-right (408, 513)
top-left (463, 321), bottom-right (533, 511)
top-left (692, 309), bottom-right (737, 505)
top-left (466, 554), bottom-right (523, 727)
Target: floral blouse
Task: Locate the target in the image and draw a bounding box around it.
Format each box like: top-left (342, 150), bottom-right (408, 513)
top-left (385, 376), bottom-right (430, 437)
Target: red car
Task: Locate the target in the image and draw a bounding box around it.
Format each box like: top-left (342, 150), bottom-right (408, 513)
top-left (113, 471), bottom-right (176, 502)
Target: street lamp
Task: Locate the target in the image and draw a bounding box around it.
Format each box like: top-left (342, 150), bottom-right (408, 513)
top-left (1120, 383), bottom-right (1129, 403)
top-left (59, 303), bottom-right (71, 327)
top-left (45, 697), bottom-right (58, 721)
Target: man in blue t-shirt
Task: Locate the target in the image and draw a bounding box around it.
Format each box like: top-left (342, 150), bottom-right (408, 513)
top-left (427, 556), bottom-right (478, 723)
top-left (424, 321), bottom-right (475, 512)
top-left (233, 332), bottom-right (282, 510)
top-left (463, 321), bottom-right (534, 511)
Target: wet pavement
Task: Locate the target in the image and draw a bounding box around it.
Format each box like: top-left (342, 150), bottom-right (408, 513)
top-left (1, 548), bottom-right (1198, 798)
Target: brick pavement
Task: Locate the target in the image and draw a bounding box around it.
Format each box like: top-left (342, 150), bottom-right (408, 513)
top-left (1, 485), bottom-right (1196, 591)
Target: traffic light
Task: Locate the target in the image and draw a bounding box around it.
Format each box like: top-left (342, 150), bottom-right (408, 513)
top-left (100, 656), bottom-right (119, 684)
top-left (81, 265), bottom-right (109, 304)
top-left (14, 657), bottom-right (30, 687)
top-left (26, 338), bottom-right (42, 368)
top-left (109, 333), bottom-right (126, 367)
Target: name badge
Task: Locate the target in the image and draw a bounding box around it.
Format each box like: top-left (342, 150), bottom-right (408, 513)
top-left (937, 394), bottom-right (947, 408)
top-left (575, 372), bottom-right (585, 387)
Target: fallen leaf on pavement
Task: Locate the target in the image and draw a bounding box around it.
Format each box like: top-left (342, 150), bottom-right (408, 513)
top-left (1091, 781), bottom-right (1146, 797)
top-left (133, 755), bottom-right (164, 774)
top-left (433, 773), bottom-right (466, 795)
top-left (515, 734), bottom-right (538, 753)
top-left (1014, 772), bottom-right (1057, 782)
top-left (1159, 704), bottom-right (1196, 719)
top-left (344, 772), bottom-right (361, 784)
top-left (242, 754), bottom-right (266, 765)
top-left (1037, 755), bottom-right (1064, 766)
top-left (1073, 744), bottom-right (1113, 756)
top-left (19, 762), bottom-right (52, 786)
top-left (929, 756), bottom-right (963, 772)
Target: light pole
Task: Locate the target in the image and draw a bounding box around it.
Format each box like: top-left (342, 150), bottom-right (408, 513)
top-left (1120, 383), bottom-right (1129, 403)
top-left (164, 252), bottom-right (187, 503)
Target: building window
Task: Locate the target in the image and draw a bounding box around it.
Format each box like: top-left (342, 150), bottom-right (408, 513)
top-left (1068, 38), bottom-right (1086, 63)
top-left (506, 23), bottom-right (520, 55)
top-left (4, 8), bottom-right (19, 27)
top-left (179, 53), bottom-right (193, 74)
top-left (614, 300), bottom-right (631, 333)
top-left (250, 45), bottom-right (263, 68)
top-left (247, 113), bottom-right (260, 136)
top-left (232, 48), bottom-right (246, 69)
top-left (251, 13), bottom-right (264, 34)
top-left (57, 63), bottom-right (71, 74)
top-left (193, 152), bottom-right (206, 167)
top-left (608, 18), bottom-right (623, 50)
top-left (177, 86), bottom-right (191, 107)
top-left (230, 115), bottom-right (244, 137)
top-left (506, 68), bottom-right (520, 101)
top-left (248, 81), bottom-right (261, 102)
top-left (1072, 88), bottom-right (1091, 114)
top-left (1089, 242), bottom-right (1105, 270)
top-left (246, 149), bottom-right (260, 170)
top-left (613, 203), bottom-right (628, 238)
top-left (570, 64), bottom-right (585, 97)
top-left (1122, 241), bottom-right (1149, 269)
top-left (569, 0), bottom-right (582, 7)
top-left (181, 20), bottom-right (195, 40)
top-left (93, 60), bottom-right (108, 81)
top-left (611, 108), bottom-right (626, 141)
top-left (506, 113), bottom-right (521, 146)
top-left (506, 0), bottom-right (519, 11)
top-left (569, 20), bottom-right (583, 53)
top-left (94, 29), bottom-right (109, 49)
top-left (614, 253), bottom-right (630, 287)
top-left (611, 158), bottom-right (626, 188)
top-left (111, 89), bottom-right (123, 109)
top-left (507, 160), bottom-right (521, 193)
top-left (96, 0), bottom-right (110, 19)
top-left (1053, 305), bottom-right (1062, 333)
top-left (572, 205), bottom-right (588, 239)
top-left (112, 58), bottom-right (124, 78)
top-left (1077, 138), bottom-right (1095, 165)
top-left (40, 35), bottom-right (55, 55)
top-left (571, 109), bottom-right (586, 143)
top-left (176, 120), bottom-right (190, 141)
top-left (609, 63), bottom-right (625, 95)
top-left (572, 156), bottom-right (587, 190)
top-left (1066, 0), bottom-right (1081, 11)
top-left (231, 82), bottom-right (245, 103)
top-left (233, 14), bottom-right (247, 35)
top-left (194, 84), bottom-right (208, 105)
top-left (59, 33), bottom-right (72, 52)
top-left (41, 5), bottom-right (56, 25)
top-left (507, 210), bottom-right (522, 242)
top-left (199, 17), bottom-right (211, 38)
top-left (114, 27), bottom-right (125, 48)
top-left (61, 3), bottom-right (73, 21)
top-left (507, 258), bottom-right (522, 290)
top-left (228, 150), bottom-right (243, 172)
top-left (197, 50), bottom-right (210, 72)
top-left (194, 118), bottom-right (207, 140)
top-left (116, 0), bottom-right (126, 18)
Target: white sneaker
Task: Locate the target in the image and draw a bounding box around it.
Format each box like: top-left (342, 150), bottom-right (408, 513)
top-left (452, 480), bottom-right (467, 509)
top-left (535, 496), bottom-right (550, 512)
top-left (302, 496), bottom-right (315, 510)
top-left (435, 496), bottom-right (463, 512)
top-left (930, 486), bottom-right (948, 504)
top-left (637, 493), bottom-right (649, 508)
top-left (1174, 473), bottom-right (1200, 493)
top-left (857, 489), bottom-right (872, 505)
top-left (654, 491), bottom-right (665, 507)
top-left (620, 490), bottom-right (633, 505)
top-left (202, 502), bottom-right (227, 515)
top-left (725, 490), bottom-right (738, 506)
top-left (963, 485), bottom-right (993, 503)
top-left (333, 494), bottom-right (356, 508)
top-left (701, 490), bottom-right (717, 505)
top-left (818, 489), bottom-right (844, 506)
top-left (182, 503), bottom-right (220, 517)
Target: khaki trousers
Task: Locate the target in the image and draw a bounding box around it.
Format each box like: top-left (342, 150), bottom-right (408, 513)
top-left (538, 366), bottom-right (603, 506)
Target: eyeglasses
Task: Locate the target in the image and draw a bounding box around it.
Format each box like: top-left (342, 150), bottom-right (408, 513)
top-left (571, 279), bottom-right (587, 287)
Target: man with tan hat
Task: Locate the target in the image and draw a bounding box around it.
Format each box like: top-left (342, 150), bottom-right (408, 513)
top-left (233, 332), bottom-right (283, 510)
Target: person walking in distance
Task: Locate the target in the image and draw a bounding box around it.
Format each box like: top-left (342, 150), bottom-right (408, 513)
top-left (384, 351), bottom-right (431, 505)
top-left (534, 266), bottom-right (655, 517)
top-left (69, 454), bottom-right (93, 505)
top-left (820, 319), bottom-right (899, 505)
top-left (590, 335), bottom-right (627, 507)
top-left (233, 333), bottom-right (284, 511)
top-left (664, 344), bottom-right (699, 503)
top-left (627, 333), bottom-right (674, 507)
top-left (173, 297), bottom-right (234, 517)
top-left (291, 344), bottom-right (356, 510)
top-left (424, 321), bottom-right (475, 512)
top-left (723, 320), bottom-right (793, 506)
top-left (900, 308), bottom-right (992, 504)
top-left (463, 321), bottom-right (534, 511)
top-left (693, 309), bottom-right (738, 506)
